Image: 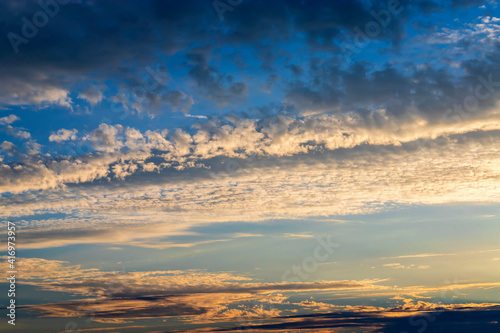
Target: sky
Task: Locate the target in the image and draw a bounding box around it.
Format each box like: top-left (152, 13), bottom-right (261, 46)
top-left (0, 0), bottom-right (500, 332)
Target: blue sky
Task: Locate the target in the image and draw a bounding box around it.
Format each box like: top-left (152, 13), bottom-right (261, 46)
top-left (1, 0), bottom-right (500, 332)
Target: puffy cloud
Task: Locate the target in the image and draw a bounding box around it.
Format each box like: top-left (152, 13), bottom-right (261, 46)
top-left (0, 114), bottom-right (19, 124)
top-left (0, 0), bottom-right (440, 113)
top-left (162, 90), bottom-right (194, 114)
top-left (12, 128), bottom-right (30, 139)
top-left (0, 140), bottom-right (16, 151)
top-left (77, 84), bottom-right (104, 105)
top-left (0, 80), bottom-right (72, 108)
top-left (187, 47), bottom-right (248, 105)
top-left (1, 100), bottom-right (499, 195)
top-left (86, 123), bottom-right (124, 152)
top-left (0, 127), bottom-right (498, 250)
top-left (48, 128), bottom-right (78, 143)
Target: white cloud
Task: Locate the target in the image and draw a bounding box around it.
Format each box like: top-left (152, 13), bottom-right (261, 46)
top-left (49, 129), bottom-right (78, 143)
top-left (0, 127), bottom-right (498, 249)
top-left (0, 141), bottom-right (16, 151)
top-left (13, 129), bottom-right (30, 139)
top-left (0, 106), bottom-right (499, 249)
top-left (0, 114), bottom-right (19, 124)
top-left (1, 82), bottom-right (72, 108)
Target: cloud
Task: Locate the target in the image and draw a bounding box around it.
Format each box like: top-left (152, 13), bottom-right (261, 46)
top-left (0, 126), bottom-right (499, 249)
top-left (6, 257), bottom-right (386, 323)
top-left (383, 248), bottom-right (500, 259)
top-left (0, 80), bottom-right (72, 108)
top-left (383, 253), bottom-right (457, 259)
top-left (78, 84), bottom-right (104, 105)
top-left (3, 257), bottom-right (499, 330)
top-left (451, 0), bottom-right (488, 8)
top-left (12, 128), bottom-right (30, 139)
top-left (49, 128), bottom-right (78, 143)
top-left (0, 0), bottom-right (450, 112)
top-left (187, 47), bottom-right (248, 105)
top-left (0, 2), bottom-right (499, 331)
top-left (202, 304), bottom-right (500, 332)
top-left (0, 0), bottom-right (498, 126)
top-left (383, 263), bottom-right (430, 269)
top-left (2, 103), bottom-right (500, 191)
top-left (3, 257), bottom-right (384, 295)
top-left (0, 114), bottom-right (19, 124)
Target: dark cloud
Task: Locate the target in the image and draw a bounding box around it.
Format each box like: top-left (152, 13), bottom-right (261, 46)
top-left (0, 0), bottom-right (417, 109)
top-left (285, 43), bottom-right (500, 120)
top-left (210, 306), bottom-right (500, 332)
top-left (187, 47), bottom-right (248, 105)
top-left (0, 0), bottom-right (208, 108)
top-left (1, 0), bottom-right (499, 194)
top-left (223, 0), bottom-right (412, 48)
top-left (414, 1), bottom-right (443, 14)
top-left (26, 296), bottom-right (207, 320)
top-left (451, 0), bottom-right (488, 8)
top-left (0, 0), bottom-right (495, 117)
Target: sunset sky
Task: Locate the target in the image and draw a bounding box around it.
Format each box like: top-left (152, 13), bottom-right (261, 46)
top-left (1, 0), bottom-right (500, 332)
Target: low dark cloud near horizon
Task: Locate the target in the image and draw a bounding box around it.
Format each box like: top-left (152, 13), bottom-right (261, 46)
top-left (210, 306), bottom-right (500, 333)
